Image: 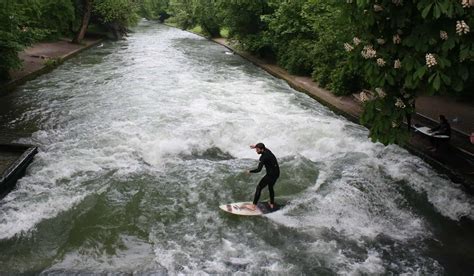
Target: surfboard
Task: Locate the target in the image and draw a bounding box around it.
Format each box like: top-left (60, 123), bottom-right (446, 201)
top-left (414, 126), bottom-right (450, 139)
top-left (219, 202), bottom-right (282, 216)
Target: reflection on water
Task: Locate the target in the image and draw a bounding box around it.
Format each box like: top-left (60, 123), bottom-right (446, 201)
top-left (0, 21), bottom-right (473, 274)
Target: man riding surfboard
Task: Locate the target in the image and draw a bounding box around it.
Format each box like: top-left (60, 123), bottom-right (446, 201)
top-left (245, 143), bottom-right (280, 211)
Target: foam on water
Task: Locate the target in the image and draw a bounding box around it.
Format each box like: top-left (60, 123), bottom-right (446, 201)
top-left (0, 21), bottom-right (471, 274)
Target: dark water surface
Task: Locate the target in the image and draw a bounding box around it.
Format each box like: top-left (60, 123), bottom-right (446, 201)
top-left (0, 21), bottom-right (473, 275)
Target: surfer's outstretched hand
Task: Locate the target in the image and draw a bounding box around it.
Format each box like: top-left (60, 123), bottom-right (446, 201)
top-left (249, 144), bottom-right (256, 149)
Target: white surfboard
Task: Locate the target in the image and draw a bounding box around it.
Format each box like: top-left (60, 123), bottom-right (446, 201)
top-left (414, 126), bottom-right (449, 139)
top-left (219, 202), bottom-right (281, 216)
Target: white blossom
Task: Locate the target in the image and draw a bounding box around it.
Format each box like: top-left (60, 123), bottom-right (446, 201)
top-left (392, 0), bottom-right (402, 6)
top-left (456, 20), bottom-right (470, 35)
top-left (394, 59), bottom-right (401, 69)
top-left (376, 58), bottom-right (386, 67)
top-left (392, 121), bottom-right (399, 128)
top-left (361, 45), bottom-right (377, 59)
top-left (395, 98), bottom-right (406, 109)
top-left (360, 91), bottom-right (370, 102)
top-left (346, 0), bottom-right (353, 3)
top-left (375, 88), bottom-right (386, 98)
top-left (393, 34), bottom-right (401, 44)
top-left (374, 4), bottom-right (383, 12)
top-left (425, 53), bottom-right (437, 67)
top-left (461, 0), bottom-right (471, 8)
top-left (440, 30), bottom-right (448, 40)
top-left (377, 38), bottom-right (386, 45)
top-left (344, 43), bottom-right (354, 52)
top-left (353, 37), bottom-right (361, 46)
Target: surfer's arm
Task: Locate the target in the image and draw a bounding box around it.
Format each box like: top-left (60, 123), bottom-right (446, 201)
top-left (249, 162), bottom-right (263, 173)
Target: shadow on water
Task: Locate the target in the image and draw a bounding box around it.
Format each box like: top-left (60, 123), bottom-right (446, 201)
top-left (171, 36), bottom-right (263, 77)
top-left (0, 175), bottom-right (167, 274)
top-left (183, 146), bottom-right (235, 161)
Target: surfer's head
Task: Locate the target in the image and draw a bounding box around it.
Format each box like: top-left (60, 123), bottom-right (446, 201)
top-left (255, 143), bottom-right (265, 154)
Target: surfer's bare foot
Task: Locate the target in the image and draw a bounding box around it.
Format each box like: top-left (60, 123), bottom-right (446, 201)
top-left (268, 202), bottom-right (274, 209)
top-left (245, 204), bottom-right (257, 211)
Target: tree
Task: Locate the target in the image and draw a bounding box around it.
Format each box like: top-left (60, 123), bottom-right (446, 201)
top-left (219, 0), bottom-right (274, 56)
top-left (191, 0), bottom-right (222, 37)
top-left (93, 0), bottom-right (140, 39)
top-left (73, 0), bottom-right (92, 43)
top-left (0, 2), bottom-right (26, 80)
top-left (1, 0), bottom-right (73, 80)
top-left (73, 0), bottom-right (141, 42)
top-left (168, 0), bottom-right (194, 29)
top-left (140, 0), bottom-right (170, 22)
top-left (262, 0), bottom-right (316, 74)
top-left (343, 0), bottom-right (474, 145)
top-left (37, 0), bottom-right (76, 38)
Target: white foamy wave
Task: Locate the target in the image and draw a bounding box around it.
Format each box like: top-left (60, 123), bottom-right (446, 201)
top-left (346, 250), bottom-right (386, 275)
top-left (269, 158), bottom-right (427, 242)
top-left (380, 146), bottom-right (474, 220)
top-left (0, 189), bottom-right (86, 240)
top-left (152, 236), bottom-right (295, 275)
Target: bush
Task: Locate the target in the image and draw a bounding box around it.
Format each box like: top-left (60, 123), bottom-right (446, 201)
top-left (38, 0), bottom-right (76, 39)
top-left (278, 38), bottom-right (314, 75)
top-left (329, 63), bottom-right (365, 96)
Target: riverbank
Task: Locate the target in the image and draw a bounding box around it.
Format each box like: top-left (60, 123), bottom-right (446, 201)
top-left (0, 37), bottom-right (104, 95)
top-left (211, 37), bottom-right (474, 192)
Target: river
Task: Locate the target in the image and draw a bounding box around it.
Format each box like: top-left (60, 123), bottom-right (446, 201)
top-left (0, 21), bottom-right (473, 275)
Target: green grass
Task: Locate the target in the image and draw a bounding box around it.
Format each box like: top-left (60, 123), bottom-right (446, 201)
top-left (163, 21), bottom-right (228, 39)
top-left (164, 21), bottom-right (178, 28)
top-left (219, 27), bottom-right (229, 38)
top-left (189, 25), bottom-right (203, 35)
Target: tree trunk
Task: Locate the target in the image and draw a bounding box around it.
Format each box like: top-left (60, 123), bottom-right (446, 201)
top-left (73, 0), bottom-right (92, 44)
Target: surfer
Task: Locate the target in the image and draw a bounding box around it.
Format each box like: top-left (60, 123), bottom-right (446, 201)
top-left (245, 143), bottom-right (280, 211)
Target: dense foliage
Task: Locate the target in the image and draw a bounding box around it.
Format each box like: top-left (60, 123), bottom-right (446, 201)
top-left (343, 0), bottom-right (474, 144)
top-left (140, 0), bottom-right (169, 22)
top-left (263, 0), bottom-right (363, 95)
top-left (94, 0), bottom-right (140, 27)
top-left (1, 0), bottom-right (75, 80)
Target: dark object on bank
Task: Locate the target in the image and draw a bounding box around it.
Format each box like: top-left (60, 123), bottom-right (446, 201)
top-left (430, 115), bottom-right (451, 137)
top-left (429, 115), bottom-right (451, 151)
top-left (0, 144), bottom-right (38, 199)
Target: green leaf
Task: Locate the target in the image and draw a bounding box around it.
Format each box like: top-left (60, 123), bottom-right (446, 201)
top-left (433, 5), bottom-right (441, 19)
top-left (441, 73), bottom-right (451, 85)
top-left (428, 72), bottom-right (437, 82)
top-left (421, 3), bottom-right (433, 18)
top-left (414, 66), bottom-right (427, 79)
top-left (459, 65), bottom-right (469, 80)
top-left (442, 38), bottom-right (456, 51)
top-left (452, 78), bottom-right (463, 91)
top-left (386, 74), bottom-right (395, 85)
top-left (433, 73), bottom-right (441, 90)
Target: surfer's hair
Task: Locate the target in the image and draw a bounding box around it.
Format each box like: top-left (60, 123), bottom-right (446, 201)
top-left (255, 143), bottom-right (265, 149)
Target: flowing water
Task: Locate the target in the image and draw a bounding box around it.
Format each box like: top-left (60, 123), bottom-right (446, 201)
top-left (0, 21), bottom-right (473, 275)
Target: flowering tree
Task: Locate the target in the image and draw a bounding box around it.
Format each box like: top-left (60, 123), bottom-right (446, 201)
top-left (343, 0), bottom-right (474, 145)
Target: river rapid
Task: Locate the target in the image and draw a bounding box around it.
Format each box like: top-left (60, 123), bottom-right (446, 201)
top-left (0, 21), bottom-right (473, 275)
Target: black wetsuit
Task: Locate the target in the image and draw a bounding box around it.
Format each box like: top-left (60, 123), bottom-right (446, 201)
top-left (430, 121), bottom-right (451, 148)
top-left (431, 121), bottom-right (451, 137)
top-left (250, 149), bottom-right (280, 205)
